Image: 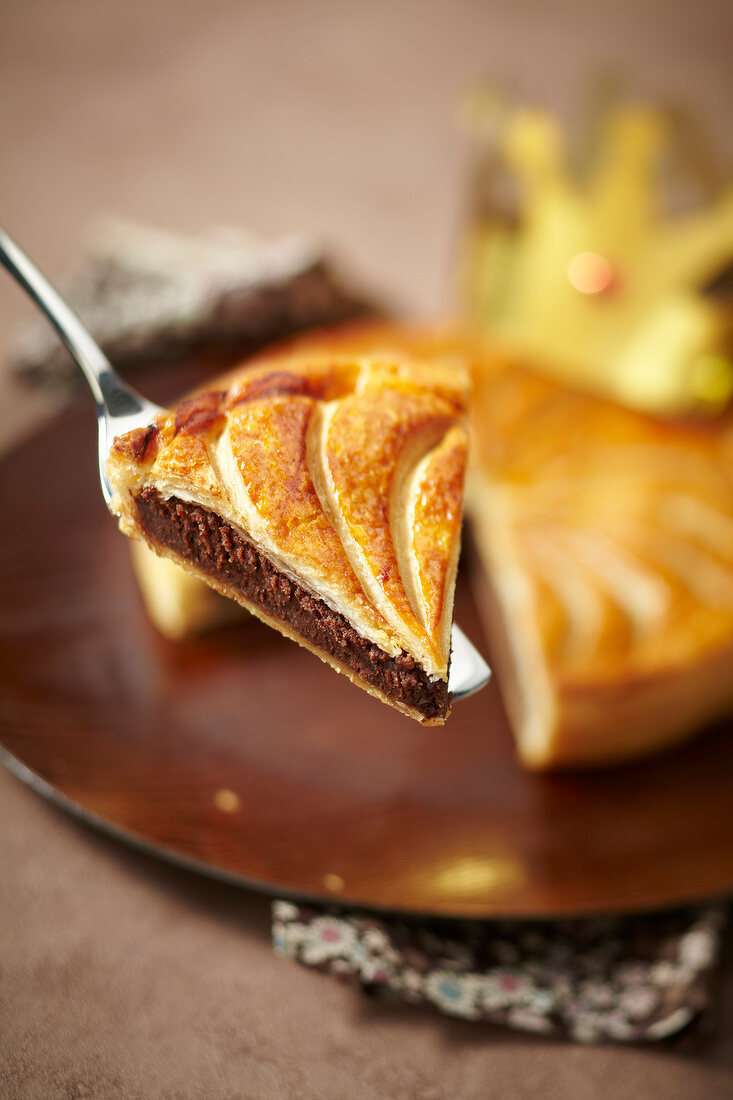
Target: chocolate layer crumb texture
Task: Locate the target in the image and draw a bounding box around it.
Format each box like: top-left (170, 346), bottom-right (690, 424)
top-left (107, 325), bottom-right (471, 724)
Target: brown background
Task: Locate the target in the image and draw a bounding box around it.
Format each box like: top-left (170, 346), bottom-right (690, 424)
top-left (1, 1), bottom-right (732, 1096)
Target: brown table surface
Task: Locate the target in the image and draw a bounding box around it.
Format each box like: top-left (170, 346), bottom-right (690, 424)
top-left (1, 2), bottom-right (732, 1096)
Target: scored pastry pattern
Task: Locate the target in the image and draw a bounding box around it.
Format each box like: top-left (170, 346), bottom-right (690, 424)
top-left (108, 348), bottom-right (469, 682)
top-left (470, 357), bottom-right (733, 766)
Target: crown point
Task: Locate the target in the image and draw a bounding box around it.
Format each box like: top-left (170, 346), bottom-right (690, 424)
top-left (504, 109), bottom-right (565, 178)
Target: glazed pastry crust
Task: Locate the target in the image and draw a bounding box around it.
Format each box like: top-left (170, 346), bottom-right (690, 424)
top-left (107, 324), bottom-right (470, 709)
top-left (469, 348), bottom-right (733, 768)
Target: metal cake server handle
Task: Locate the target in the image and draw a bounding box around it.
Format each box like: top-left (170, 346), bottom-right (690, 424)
top-left (0, 225), bottom-right (161, 506)
top-left (0, 226), bottom-right (490, 700)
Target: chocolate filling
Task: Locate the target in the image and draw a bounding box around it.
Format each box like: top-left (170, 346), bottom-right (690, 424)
top-left (135, 488), bottom-right (448, 720)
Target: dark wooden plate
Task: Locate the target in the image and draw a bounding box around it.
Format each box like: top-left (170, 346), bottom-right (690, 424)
top-left (2, 364), bottom-right (732, 917)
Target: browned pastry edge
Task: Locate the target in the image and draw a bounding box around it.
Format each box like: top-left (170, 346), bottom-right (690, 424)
top-left (465, 526), bottom-right (733, 769)
top-left (135, 488), bottom-right (450, 723)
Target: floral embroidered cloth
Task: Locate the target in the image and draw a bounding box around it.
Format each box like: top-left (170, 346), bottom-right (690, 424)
top-left (272, 900), bottom-right (727, 1043)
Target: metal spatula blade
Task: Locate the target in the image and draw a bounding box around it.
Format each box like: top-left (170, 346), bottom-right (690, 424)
top-left (448, 624), bottom-right (491, 699)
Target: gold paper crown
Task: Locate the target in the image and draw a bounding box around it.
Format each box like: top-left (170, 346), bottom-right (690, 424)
top-left (460, 96), bottom-right (733, 415)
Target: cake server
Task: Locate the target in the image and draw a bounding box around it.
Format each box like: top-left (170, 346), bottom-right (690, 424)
top-left (0, 226), bottom-right (491, 700)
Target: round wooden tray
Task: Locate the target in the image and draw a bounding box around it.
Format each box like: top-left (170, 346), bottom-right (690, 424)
top-left (2, 372), bottom-right (732, 918)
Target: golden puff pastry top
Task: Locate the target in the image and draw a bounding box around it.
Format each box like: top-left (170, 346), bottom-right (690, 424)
top-left (107, 325), bottom-right (471, 679)
top-left (470, 352), bottom-right (733, 686)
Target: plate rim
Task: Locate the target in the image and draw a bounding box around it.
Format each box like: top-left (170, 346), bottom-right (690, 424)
top-left (2, 745), bottom-right (730, 921)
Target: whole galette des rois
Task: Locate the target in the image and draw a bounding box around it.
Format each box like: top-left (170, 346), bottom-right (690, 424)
top-left (469, 349), bottom-right (733, 768)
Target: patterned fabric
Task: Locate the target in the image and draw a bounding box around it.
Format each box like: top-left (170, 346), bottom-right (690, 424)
top-left (272, 900), bottom-right (727, 1043)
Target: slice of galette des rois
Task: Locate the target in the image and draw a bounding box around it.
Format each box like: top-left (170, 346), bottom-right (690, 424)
top-left (107, 334), bottom-right (469, 723)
